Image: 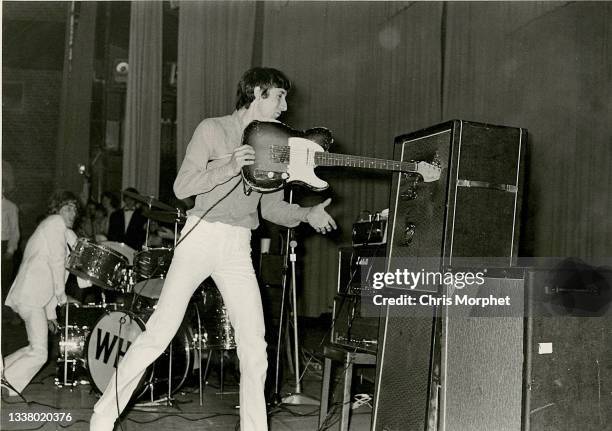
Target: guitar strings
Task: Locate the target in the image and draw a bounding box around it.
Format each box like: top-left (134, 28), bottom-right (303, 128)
top-left (269, 144), bottom-right (416, 170)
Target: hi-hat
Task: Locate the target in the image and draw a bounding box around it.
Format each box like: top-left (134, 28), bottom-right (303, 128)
top-left (123, 190), bottom-right (175, 212)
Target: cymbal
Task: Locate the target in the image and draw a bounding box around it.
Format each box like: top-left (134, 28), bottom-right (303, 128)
top-left (123, 190), bottom-right (176, 212)
top-left (143, 208), bottom-right (187, 224)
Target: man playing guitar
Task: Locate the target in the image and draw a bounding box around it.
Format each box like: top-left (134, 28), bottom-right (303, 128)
top-left (90, 67), bottom-right (336, 431)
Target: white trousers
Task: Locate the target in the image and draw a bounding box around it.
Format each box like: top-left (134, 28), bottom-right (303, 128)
top-left (92, 219), bottom-right (268, 431)
top-left (4, 304), bottom-right (49, 394)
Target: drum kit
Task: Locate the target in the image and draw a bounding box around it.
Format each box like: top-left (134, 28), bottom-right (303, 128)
top-left (57, 191), bottom-right (237, 404)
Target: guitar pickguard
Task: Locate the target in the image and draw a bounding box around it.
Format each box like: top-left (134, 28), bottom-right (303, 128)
top-left (287, 137), bottom-right (329, 191)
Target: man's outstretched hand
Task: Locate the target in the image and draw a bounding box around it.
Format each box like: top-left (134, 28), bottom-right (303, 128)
top-left (306, 198), bottom-right (337, 234)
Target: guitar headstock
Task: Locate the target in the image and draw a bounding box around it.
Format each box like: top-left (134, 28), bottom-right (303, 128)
top-left (415, 161), bottom-right (442, 183)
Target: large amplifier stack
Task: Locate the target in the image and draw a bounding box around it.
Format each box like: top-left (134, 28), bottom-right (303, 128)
top-left (372, 120), bottom-right (528, 431)
top-left (329, 120), bottom-right (612, 431)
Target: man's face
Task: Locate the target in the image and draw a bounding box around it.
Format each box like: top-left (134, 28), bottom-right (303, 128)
top-left (123, 196), bottom-right (136, 210)
top-left (59, 202), bottom-right (78, 228)
top-left (253, 87), bottom-right (287, 121)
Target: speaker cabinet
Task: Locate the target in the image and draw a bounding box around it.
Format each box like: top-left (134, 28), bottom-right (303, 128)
top-left (372, 297), bottom-right (437, 431)
top-left (386, 120), bottom-right (526, 278)
top-left (373, 120), bottom-right (527, 431)
top-left (373, 265), bottom-right (612, 431)
top-left (438, 270), bottom-right (527, 431)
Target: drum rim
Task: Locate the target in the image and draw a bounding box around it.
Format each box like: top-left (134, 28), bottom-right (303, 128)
top-left (136, 247), bottom-right (174, 254)
top-left (65, 268), bottom-right (119, 290)
top-left (74, 238), bottom-right (130, 263)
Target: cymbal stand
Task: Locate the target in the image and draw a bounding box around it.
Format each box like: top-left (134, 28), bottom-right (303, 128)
top-left (173, 209), bottom-right (181, 248)
top-left (144, 197), bottom-right (153, 249)
top-left (62, 302), bottom-right (70, 386)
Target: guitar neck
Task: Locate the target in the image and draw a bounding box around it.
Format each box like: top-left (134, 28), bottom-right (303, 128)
top-left (314, 152), bottom-right (417, 173)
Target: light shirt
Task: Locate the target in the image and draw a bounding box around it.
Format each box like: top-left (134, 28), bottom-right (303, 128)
top-left (124, 209), bottom-right (134, 233)
top-left (174, 111), bottom-right (309, 229)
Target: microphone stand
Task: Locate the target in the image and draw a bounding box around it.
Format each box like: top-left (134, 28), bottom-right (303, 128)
top-left (272, 187), bottom-right (319, 406)
top-left (271, 222), bottom-right (291, 405)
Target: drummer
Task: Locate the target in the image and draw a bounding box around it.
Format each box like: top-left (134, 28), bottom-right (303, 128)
top-left (3, 190), bottom-right (91, 397)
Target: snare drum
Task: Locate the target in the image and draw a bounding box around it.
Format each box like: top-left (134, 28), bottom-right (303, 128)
top-left (133, 248), bottom-right (173, 279)
top-left (86, 310), bottom-right (193, 401)
top-left (66, 239), bottom-right (128, 290)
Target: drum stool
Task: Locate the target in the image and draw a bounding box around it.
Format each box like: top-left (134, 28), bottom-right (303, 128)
top-left (318, 345), bottom-right (377, 431)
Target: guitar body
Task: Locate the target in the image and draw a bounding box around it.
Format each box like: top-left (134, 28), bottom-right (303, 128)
top-left (241, 121), bottom-right (333, 193)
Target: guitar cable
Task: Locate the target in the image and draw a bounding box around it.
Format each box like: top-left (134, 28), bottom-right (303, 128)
top-left (172, 177), bottom-right (242, 250)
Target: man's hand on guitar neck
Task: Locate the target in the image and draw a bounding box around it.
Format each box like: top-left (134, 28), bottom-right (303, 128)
top-left (305, 198), bottom-right (337, 235)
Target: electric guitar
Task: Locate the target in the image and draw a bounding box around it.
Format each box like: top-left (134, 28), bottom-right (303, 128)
top-left (241, 121), bottom-right (442, 193)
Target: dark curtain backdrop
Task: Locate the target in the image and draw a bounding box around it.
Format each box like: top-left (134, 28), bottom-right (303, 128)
top-left (176, 1), bottom-right (256, 168)
top-left (56, 2), bottom-right (96, 194)
top-left (122, 1), bottom-right (163, 196)
top-left (177, 1), bottom-right (612, 316)
top-left (443, 2), bottom-right (612, 258)
top-left (260, 2), bottom-right (444, 315)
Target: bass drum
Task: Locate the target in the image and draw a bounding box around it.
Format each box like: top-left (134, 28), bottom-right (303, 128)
top-left (86, 310), bottom-right (193, 401)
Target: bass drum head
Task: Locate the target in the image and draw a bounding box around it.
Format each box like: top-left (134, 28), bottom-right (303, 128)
top-left (86, 311), bottom-right (146, 395)
top-left (86, 310), bottom-right (193, 401)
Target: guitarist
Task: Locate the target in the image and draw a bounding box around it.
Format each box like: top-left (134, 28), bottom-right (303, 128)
top-left (90, 67), bottom-right (337, 431)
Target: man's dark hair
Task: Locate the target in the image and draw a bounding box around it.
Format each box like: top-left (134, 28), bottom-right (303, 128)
top-left (123, 187), bottom-right (139, 196)
top-left (235, 67), bottom-right (291, 110)
top-left (48, 190), bottom-right (79, 215)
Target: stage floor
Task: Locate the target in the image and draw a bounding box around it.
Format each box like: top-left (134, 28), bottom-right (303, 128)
top-left (1, 307), bottom-right (373, 431)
